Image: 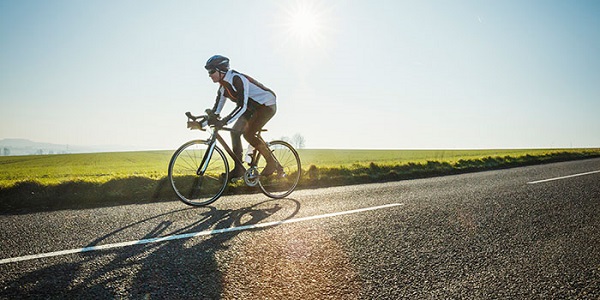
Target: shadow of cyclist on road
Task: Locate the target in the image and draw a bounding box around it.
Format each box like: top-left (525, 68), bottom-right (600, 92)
top-left (0, 199), bottom-right (300, 299)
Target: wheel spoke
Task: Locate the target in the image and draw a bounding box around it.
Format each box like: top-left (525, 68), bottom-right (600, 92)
top-left (258, 141), bottom-right (301, 198)
top-left (168, 141), bottom-right (228, 206)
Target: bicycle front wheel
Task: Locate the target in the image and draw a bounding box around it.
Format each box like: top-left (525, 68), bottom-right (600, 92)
top-left (257, 140), bottom-right (301, 199)
top-left (168, 140), bottom-right (229, 206)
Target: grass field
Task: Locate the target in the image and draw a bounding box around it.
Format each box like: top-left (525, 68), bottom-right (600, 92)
top-left (1, 148), bottom-right (599, 212)
top-left (298, 149), bottom-right (596, 167)
top-left (1, 148), bottom-right (599, 188)
top-left (0, 151), bottom-right (171, 188)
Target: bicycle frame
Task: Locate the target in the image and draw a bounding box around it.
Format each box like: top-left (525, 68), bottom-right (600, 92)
top-left (169, 114), bottom-right (301, 205)
top-left (197, 127), bottom-right (254, 176)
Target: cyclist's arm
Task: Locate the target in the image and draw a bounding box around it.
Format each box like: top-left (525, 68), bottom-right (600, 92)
top-left (211, 88), bottom-right (226, 115)
top-left (221, 75), bottom-right (248, 124)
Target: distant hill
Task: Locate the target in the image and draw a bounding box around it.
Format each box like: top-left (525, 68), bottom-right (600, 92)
top-left (0, 138), bottom-right (138, 156)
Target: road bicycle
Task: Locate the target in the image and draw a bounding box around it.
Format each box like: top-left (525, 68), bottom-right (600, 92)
top-left (168, 111), bottom-right (301, 206)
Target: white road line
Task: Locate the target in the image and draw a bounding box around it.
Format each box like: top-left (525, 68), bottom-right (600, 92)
top-left (527, 170), bottom-right (600, 184)
top-left (0, 203), bottom-right (403, 265)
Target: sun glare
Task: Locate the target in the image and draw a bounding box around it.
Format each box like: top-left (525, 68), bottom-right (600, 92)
top-left (278, 1), bottom-right (332, 49)
top-left (289, 8), bottom-right (320, 40)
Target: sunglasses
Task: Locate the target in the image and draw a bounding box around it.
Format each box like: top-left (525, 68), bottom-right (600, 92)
top-left (208, 69), bottom-right (217, 75)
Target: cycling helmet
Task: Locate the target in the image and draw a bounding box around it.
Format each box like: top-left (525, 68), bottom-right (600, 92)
top-left (205, 55), bottom-right (230, 73)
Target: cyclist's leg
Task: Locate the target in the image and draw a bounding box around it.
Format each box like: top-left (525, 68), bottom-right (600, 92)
top-left (244, 104), bottom-right (275, 140)
top-left (243, 104), bottom-right (276, 147)
top-left (243, 104), bottom-right (279, 175)
top-left (230, 116), bottom-right (249, 177)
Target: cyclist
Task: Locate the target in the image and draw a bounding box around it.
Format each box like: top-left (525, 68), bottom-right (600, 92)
top-left (204, 55), bottom-right (281, 178)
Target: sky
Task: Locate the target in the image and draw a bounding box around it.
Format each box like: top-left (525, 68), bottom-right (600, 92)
top-left (1, 0), bottom-right (599, 150)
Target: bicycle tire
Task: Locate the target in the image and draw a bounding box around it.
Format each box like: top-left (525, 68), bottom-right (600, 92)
top-left (168, 140), bottom-right (229, 206)
top-left (257, 140), bottom-right (301, 199)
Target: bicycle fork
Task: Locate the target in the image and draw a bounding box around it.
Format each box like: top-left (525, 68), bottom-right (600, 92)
top-left (197, 141), bottom-right (217, 176)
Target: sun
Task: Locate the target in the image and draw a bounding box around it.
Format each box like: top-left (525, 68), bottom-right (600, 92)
top-left (288, 7), bottom-right (321, 40)
top-left (278, 1), bottom-right (331, 49)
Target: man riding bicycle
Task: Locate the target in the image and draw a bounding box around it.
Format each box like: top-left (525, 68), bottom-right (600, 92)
top-left (204, 55), bottom-right (282, 179)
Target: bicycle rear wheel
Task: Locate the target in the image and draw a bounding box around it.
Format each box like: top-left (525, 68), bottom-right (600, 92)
top-left (257, 140), bottom-right (301, 198)
top-left (168, 140), bottom-right (229, 206)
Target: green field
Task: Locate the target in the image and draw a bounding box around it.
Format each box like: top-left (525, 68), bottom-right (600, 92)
top-left (298, 149), bottom-right (596, 167)
top-left (1, 148), bottom-right (599, 188)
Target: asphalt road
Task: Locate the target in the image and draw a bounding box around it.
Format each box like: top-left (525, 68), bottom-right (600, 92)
top-left (1, 158), bottom-right (599, 299)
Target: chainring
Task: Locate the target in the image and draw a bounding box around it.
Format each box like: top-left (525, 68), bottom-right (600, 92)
top-left (244, 167), bottom-right (260, 186)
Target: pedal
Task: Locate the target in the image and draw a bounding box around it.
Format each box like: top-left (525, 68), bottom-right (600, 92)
top-left (230, 176), bottom-right (243, 183)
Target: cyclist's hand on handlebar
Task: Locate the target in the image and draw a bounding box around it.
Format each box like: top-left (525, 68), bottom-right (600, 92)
top-left (207, 116), bottom-right (225, 128)
top-left (205, 109), bottom-right (220, 122)
top-left (214, 119), bottom-right (226, 129)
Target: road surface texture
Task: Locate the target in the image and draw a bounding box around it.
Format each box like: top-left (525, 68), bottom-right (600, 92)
top-left (1, 158), bottom-right (599, 299)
